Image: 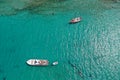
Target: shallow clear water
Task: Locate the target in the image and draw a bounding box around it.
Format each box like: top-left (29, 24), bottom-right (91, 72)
top-left (0, 0), bottom-right (120, 80)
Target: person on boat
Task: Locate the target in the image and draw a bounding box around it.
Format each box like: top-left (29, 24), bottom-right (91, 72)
top-left (34, 60), bottom-right (37, 64)
top-left (77, 18), bottom-right (79, 20)
top-left (38, 61), bottom-right (41, 63)
top-left (71, 19), bottom-right (75, 22)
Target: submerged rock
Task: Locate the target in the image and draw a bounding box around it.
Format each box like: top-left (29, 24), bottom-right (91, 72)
top-left (68, 60), bottom-right (84, 78)
top-left (100, 0), bottom-right (120, 3)
top-left (3, 77), bottom-right (6, 80)
top-left (78, 70), bottom-right (84, 78)
top-left (0, 0), bottom-right (69, 15)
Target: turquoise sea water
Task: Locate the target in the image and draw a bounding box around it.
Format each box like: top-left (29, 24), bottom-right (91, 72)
top-left (0, 0), bottom-right (120, 80)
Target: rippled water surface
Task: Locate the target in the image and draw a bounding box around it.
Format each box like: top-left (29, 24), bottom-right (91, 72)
top-left (0, 0), bottom-right (120, 80)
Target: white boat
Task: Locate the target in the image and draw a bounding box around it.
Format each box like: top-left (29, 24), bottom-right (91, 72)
top-left (69, 17), bottom-right (81, 24)
top-left (52, 61), bottom-right (58, 66)
top-left (26, 59), bottom-right (49, 66)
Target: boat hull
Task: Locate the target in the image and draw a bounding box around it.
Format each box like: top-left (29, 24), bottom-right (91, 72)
top-left (52, 61), bottom-right (58, 66)
top-left (69, 21), bottom-right (80, 24)
top-left (26, 59), bottom-right (49, 66)
top-left (69, 17), bottom-right (81, 24)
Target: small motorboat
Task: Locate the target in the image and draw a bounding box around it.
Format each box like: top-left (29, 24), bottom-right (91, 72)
top-left (69, 17), bottom-right (81, 24)
top-left (26, 59), bottom-right (49, 66)
top-left (52, 61), bottom-right (58, 66)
